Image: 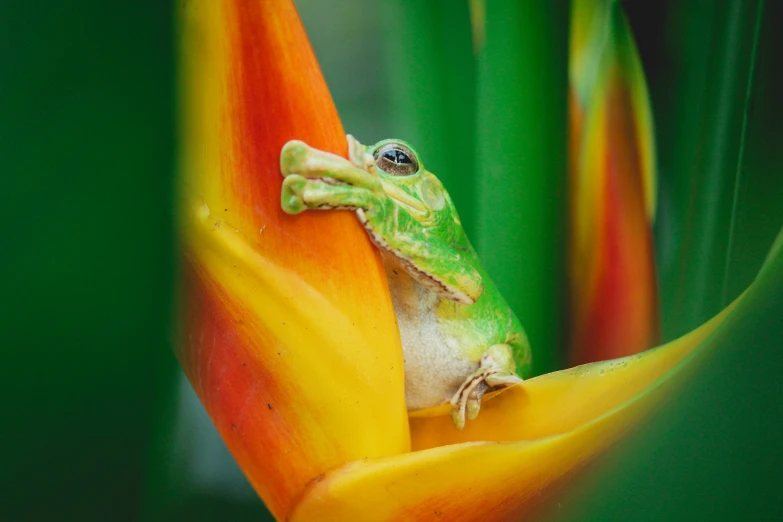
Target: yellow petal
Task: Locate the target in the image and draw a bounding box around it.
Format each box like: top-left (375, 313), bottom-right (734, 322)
top-left (410, 298), bottom-right (733, 447)
top-left (290, 299), bottom-right (737, 521)
top-left (176, 1), bottom-right (408, 518)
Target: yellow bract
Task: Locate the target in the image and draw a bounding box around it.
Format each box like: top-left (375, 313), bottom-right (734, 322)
top-left (291, 300), bottom-right (737, 521)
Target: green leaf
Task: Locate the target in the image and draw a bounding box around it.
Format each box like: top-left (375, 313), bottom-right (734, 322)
top-left (655, 0), bottom-right (771, 340)
top-left (530, 221), bottom-right (783, 521)
top-left (719, 0), bottom-right (783, 302)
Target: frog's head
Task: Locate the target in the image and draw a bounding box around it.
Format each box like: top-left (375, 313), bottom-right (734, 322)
top-left (366, 139), bottom-right (462, 232)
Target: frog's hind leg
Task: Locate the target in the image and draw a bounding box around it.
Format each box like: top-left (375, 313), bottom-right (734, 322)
top-left (450, 344), bottom-right (523, 430)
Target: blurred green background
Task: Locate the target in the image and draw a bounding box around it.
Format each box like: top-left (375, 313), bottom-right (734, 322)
top-left (2, 1), bottom-right (781, 521)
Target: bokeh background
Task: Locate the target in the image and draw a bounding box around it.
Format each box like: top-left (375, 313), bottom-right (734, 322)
top-left (2, 1), bottom-right (782, 521)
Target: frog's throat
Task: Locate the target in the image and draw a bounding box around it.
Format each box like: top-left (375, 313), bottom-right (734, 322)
top-left (355, 209), bottom-right (475, 305)
top-left (380, 179), bottom-right (427, 214)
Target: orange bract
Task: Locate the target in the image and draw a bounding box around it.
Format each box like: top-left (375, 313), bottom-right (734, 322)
top-left (568, 2), bottom-right (659, 364)
top-left (176, 1), bottom-right (408, 519)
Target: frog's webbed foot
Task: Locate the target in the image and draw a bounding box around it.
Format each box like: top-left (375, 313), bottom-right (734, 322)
top-left (280, 136), bottom-right (382, 214)
top-left (450, 344), bottom-right (523, 430)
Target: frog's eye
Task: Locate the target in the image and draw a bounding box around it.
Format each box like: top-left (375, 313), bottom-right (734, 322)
top-left (374, 142), bottom-right (419, 176)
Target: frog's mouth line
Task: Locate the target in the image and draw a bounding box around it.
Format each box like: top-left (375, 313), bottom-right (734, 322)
top-left (380, 179), bottom-right (427, 214)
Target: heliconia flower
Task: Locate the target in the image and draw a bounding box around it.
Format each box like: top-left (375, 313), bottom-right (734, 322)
top-left (176, 0), bottom-right (410, 518)
top-left (568, 0), bottom-right (659, 364)
top-left (176, 1), bottom-right (779, 521)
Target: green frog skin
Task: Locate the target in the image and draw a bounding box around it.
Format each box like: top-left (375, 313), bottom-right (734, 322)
top-left (280, 135), bottom-right (531, 429)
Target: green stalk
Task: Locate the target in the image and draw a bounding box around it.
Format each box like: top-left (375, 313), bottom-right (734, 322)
top-left (379, 0), bottom-right (478, 236)
top-left (474, 0), bottom-right (569, 375)
top-left (0, 1), bottom-right (176, 520)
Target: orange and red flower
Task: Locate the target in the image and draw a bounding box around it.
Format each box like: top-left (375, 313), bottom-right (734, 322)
top-left (568, 0), bottom-right (659, 364)
top-left (176, 1), bottom-right (773, 520)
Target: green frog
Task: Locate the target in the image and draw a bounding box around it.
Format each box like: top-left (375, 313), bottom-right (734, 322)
top-left (280, 135), bottom-right (531, 429)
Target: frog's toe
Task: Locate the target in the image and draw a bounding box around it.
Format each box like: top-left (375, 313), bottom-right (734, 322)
top-left (280, 140), bottom-right (310, 177)
top-left (486, 373), bottom-right (524, 388)
top-left (347, 134), bottom-right (365, 168)
top-left (450, 373), bottom-right (488, 430)
top-left (449, 343), bottom-right (523, 429)
top-left (466, 397), bottom-right (481, 421)
top-left (281, 174), bottom-right (307, 214)
top-left (451, 407), bottom-right (466, 431)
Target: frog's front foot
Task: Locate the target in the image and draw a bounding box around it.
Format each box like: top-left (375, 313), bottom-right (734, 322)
top-left (450, 344), bottom-right (523, 430)
top-left (280, 137), bottom-right (383, 215)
